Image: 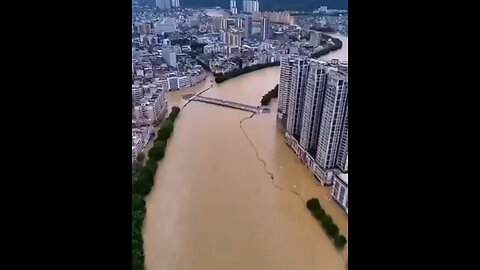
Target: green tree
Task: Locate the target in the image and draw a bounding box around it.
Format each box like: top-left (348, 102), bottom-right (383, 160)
top-left (132, 210), bottom-right (145, 226)
top-left (325, 223), bottom-right (339, 238)
top-left (168, 106), bottom-right (181, 121)
top-left (132, 194), bottom-right (146, 211)
top-left (132, 238), bottom-right (143, 253)
top-left (145, 159), bottom-right (158, 174)
top-left (132, 177), bottom-right (152, 196)
top-left (148, 141), bottom-right (166, 161)
top-left (321, 215), bottom-right (333, 226)
top-left (313, 208), bottom-right (326, 219)
top-left (157, 120), bottom-right (174, 141)
top-left (137, 166), bottom-right (154, 183)
top-left (306, 198), bottom-right (321, 211)
top-left (334, 235), bottom-right (347, 249)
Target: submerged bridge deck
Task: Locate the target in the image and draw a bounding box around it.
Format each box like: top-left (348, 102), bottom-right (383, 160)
top-left (189, 95), bottom-right (270, 114)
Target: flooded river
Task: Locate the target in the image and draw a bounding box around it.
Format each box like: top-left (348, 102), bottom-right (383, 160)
top-left (144, 67), bottom-right (348, 270)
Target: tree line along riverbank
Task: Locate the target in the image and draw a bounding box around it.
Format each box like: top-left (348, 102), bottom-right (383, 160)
top-left (306, 198), bottom-right (347, 249)
top-left (260, 84), bottom-right (279, 106)
top-left (132, 106), bottom-right (180, 270)
top-left (209, 34), bottom-right (343, 84)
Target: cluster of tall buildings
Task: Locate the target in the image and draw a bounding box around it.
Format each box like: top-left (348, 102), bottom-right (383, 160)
top-left (155, 0), bottom-right (180, 10)
top-left (252, 11), bottom-right (294, 25)
top-left (278, 57), bottom-right (348, 213)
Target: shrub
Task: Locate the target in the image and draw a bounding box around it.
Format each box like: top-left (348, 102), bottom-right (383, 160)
top-left (132, 248), bottom-right (144, 270)
top-left (325, 223), bottom-right (339, 238)
top-left (321, 214), bottom-right (333, 226)
top-left (168, 106), bottom-right (181, 121)
top-left (157, 120), bottom-right (174, 141)
top-left (132, 238), bottom-right (143, 253)
top-left (306, 198), bottom-right (321, 211)
top-left (132, 210), bottom-right (145, 226)
top-left (148, 141), bottom-right (166, 161)
top-left (145, 159), bottom-right (158, 173)
top-left (132, 177), bottom-right (152, 196)
top-left (334, 235), bottom-right (347, 249)
top-left (132, 194), bottom-right (146, 211)
top-left (313, 208), bottom-right (326, 219)
top-left (136, 166), bottom-right (154, 183)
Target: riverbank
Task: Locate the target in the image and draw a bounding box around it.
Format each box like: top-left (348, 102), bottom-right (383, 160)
top-left (311, 34), bottom-right (343, 58)
top-left (144, 67), bottom-right (348, 270)
top-left (214, 62), bottom-right (280, 84)
top-left (132, 107), bottom-right (181, 270)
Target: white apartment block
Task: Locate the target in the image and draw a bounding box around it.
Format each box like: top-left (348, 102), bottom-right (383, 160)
top-left (162, 47), bottom-right (177, 68)
top-left (310, 31), bottom-right (322, 47)
top-left (243, 0), bottom-right (259, 13)
top-left (221, 18), bottom-right (228, 30)
top-left (299, 60), bottom-right (328, 152)
top-left (131, 124), bottom-right (154, 164)
top-left (281, 59), bottom-right (348, 185)
top-left (236, 17), bottom-right (242, 27)
top-left (171, 0), bottom-right (180, 8)
top-left (155, 18), bottom-right (177, 34)
top-left (221, 31), bottom-right (242, 47)
top-left (156, 0), bottom-right (171, 10)
top-left (315, 69), bottom-right (348, 182)
top-left (336, 106), bottom-right (348, 172)
top-left (253, 11), bottom-right (294, 25)
top-left (261, 17), bottom-right (270, 40)
top-left (278, 56), bottom-right (294, 119)
top-left (286, 57), bottom-right (309, 138)
top-left (132, 84), bottom-right (144, 106)
top-left (230, 0), bottom-right (238, 15)
top-left (332, 173), bottom-right (348, 214)
top-left (133, 93), bottom-right (167, 124)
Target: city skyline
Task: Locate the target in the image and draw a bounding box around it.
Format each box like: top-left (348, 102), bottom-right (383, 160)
top-left (173, 0), bottom-right (348, 11)
top-left (132, 4), bottom-right (349, 270)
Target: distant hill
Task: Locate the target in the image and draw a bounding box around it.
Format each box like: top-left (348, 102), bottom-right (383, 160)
top-left (141, 0), bottom-right (348, 11)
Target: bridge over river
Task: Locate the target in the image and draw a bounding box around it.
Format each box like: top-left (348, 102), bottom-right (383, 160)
top-left (183, 94), bottom-right (270, 114)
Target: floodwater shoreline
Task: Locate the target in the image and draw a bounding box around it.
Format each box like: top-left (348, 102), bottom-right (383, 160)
top-left (143, 57), bottom-right (348, 270)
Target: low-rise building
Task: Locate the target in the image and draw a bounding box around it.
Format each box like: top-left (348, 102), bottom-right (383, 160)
top-left (154, 17), bottom-right (177, 34)
top-left (133, 93), bottom-right (168, 124)
top-left (332, 173), bottom-right (348, 214)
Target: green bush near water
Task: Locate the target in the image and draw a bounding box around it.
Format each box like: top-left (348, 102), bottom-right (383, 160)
top-left (334, 235), bottom-right (347, 249)
top-left (156, 119), bottom-right (174, 141)
top-left (305, 198), bottom-right (347, 250)
top-left (148, 140), bottom-right (166, 161)
top-left (168, 106), bottom-right (181, 121)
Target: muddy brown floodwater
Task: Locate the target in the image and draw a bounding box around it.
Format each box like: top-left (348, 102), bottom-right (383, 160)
top-left (144, 67), bottom-right (348, 270)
